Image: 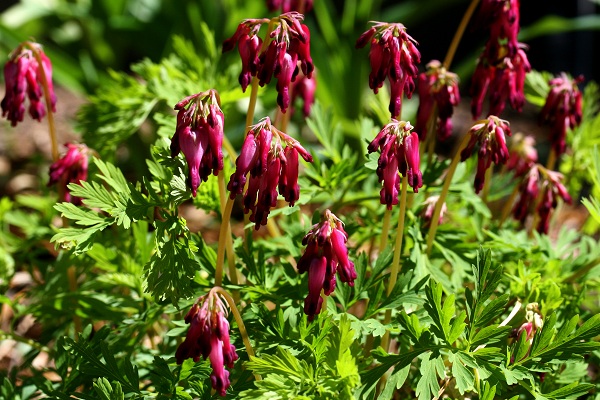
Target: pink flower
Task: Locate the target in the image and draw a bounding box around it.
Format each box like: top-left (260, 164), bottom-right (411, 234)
top-left (291, 70), bottom-right (316, 117)
top-left (422, 195), bottom-right (447, 228)
top-left (471, 46), bottom-right (531, 118)
top-left (539, 73), bottom-right (583, 156)
top-left (170, 90), bottom-right (224, 197)
top-left (176, 289), bottom-right (238, 397)
top-left (416, 60), bottom-right (460, 142)
top-left (460, 116), bottom-right (511, 193)
top-left (367, 120), bottom-right (423, 209)
top-left (223, 13), bottom-right (314, 113)
top-left (1, 43), bottom-right (56, 126)
top-left (227, 117), bottom-right (312, 229)
top-left (506, 133), bottom-right (538, 177)
top-left (48, 143), bottom-right (89, 205)
top-left (356, 22), bottom-right (420, 118)
top-left (297, 210), bottom-right (356, 321)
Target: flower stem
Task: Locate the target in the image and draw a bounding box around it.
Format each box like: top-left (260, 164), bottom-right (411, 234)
top-left (379, 209), bottom-right (392, 252)
top-left (381, 175), bottom-right (408, 352)
top-left (215, 197), bottom-right (234, 287)
top-left (426, 133), bottom-right (471, 256)
top-left (443, 0), bottom-right (481, 69)
top-left (218, 171), bottom-right (238, 287)
top-left (546, 148), bottom-right (557, 171)
top-left (0, 329), bottom-right (51, 354)
top-left (213, 287), bottom-right (261, 380)
top-left (499, 182), bottom-right (520, 227)
top-left (481, 166), bottom-right (492, 202)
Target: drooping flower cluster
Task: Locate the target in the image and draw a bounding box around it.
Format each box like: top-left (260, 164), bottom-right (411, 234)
top-left (511, 303), bottom-right (543, 362)
top-left (356, 22), bottom-right (421, 118)
top-left (460, 116), bottom-right (511, 193)
top-left (170, 90), bottom-right (224, 197)
top-left (227, 117), bottom-right (313, 229)
top-left (223, 12), bottom-right (314, 113)
top-left (512, 165), bottom-right (571, 234)
top-left (367, 120), bottom-right (423, 209)
top-left (175, 289), bottom-right (238, 397)
top-left (471, 0), bottom-right (531, 118)
top-left (506, 133), bottom-right (538, 177)
top-left (539, 73), bottom-right (583, 156)
top-left (1, 42), bottom-right (56, 126)
top-left (48, 143), bottom-right (90, 205)
top-left (267, 0), bottom-right (313, 13)
top-left (297, 210), bottom-right (356, 321)
top-left (416, 60), bottom-right (461, 142)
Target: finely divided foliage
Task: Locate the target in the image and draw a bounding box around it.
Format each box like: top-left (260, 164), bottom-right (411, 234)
top-left (1, 1), bottom-right (600, 400)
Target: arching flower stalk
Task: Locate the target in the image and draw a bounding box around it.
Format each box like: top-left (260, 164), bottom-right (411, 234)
top-left (267, 0), bottom-right (313, 14)
top-left (227, 117), bottom-right (313, 230)
top-left (297, 210), bottom-right (356, 321)
top-left (176, 288), bottom-right (240, 397)
top-left (426, 116), bottom-right (510, 254)
top-left (48, 143), bottom-right (90, 205)
top-left (416, 60), bottom-right (461, 142)
top-left (539, 73), bottom-right (583, 169)
top-left (356, 22), bottom-right (421, 119)
top-left (170, 89), bottom-right (224, 197)
top-left (223, 12), bottom-right (314, 114)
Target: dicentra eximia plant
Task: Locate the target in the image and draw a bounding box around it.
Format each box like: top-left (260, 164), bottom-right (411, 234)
top-left (2, 0), bottom-right (600, 399)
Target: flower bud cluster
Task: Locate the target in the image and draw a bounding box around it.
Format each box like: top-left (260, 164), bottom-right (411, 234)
top-left (267, 0), bottom-right (313, 13)
top-left (297, 210), bottom-right (356, 321)
top-left (539, 73), bottom-right (583, 156)
top-left (1, 43), bottom-right (56, 126)
top-left (416, 60), bottom-right (461, 142)
top-left (368, 120), bottom-right (423, 209)
top-left (471, 0), bottom-right (531, 118)
top-left (48, 143), bottom-right (90, 205)
top-left (512, 165), bottom-right (571, 234)
top-left (506, 133), bottom-right (538, 177)
top-left (223, 13), bottom-right (314, 113)
top-left (227, 117), bottom-right (313, 230)
top-left (176, 290), bottom-right (238, 397)
top-left (170, 90), bottom-right (224, 197)
top-left (461, 116), bottom-right (511, 193)
top-left (356, 22), bottom-right (421, 118)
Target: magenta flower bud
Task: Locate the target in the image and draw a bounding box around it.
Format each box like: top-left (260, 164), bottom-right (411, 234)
top-left (275, 51), bottom-right (298, 112)
top-left (176, 289), bottom-right (238, 397)
top-left (460, 116), bottom-right (511, 193)
top-left (416, 60), bottom-right (461, 141)
top-left (227, 117), bottom-right (313, 229)
top-left (48, 143), bottom-right (90, 205)
top-left (267, 0), bottom-right (314, 13)
top-left (298, 210), bottom-right (355, 321)
top-left (539, 73), bottom-right (584, 156)
top-left (356, 22), bottom-right (421, 118)
top-left (512, 166), bottom-right (539, 223)
top-left (2, 43), bottom-right (56, 126)
top-left (170, 90), bottom-right (224, 197)
top-left (368, 120), bottom-right (423, 209)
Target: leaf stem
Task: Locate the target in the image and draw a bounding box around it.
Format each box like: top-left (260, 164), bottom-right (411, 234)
top-left (0, 329), bottom-right (51, 354)
top-left (426, 133), bottom-right (472, 255)
top-left (443, 0), bottom-right (481, 69)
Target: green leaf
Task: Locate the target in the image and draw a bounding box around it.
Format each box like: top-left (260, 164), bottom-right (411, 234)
top-left (544, 383), bottom-right (594, 399)
top-left (415, 354), bottom-right (445, 400)
top-left (245, 347), bottom-right (314, 384)
top-left (449, 351), bottom-right (475, 394)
